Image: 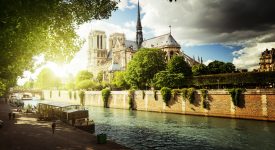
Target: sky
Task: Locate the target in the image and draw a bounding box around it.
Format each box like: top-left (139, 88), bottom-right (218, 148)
top-left (18, 0), bottom-right (275, 85)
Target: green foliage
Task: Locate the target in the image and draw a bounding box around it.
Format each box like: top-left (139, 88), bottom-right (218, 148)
top-left (112, 71), bottom-right (130, 90)
top-left (153, 90), bottom-right (158, 100)
top-left (79, 91), bottom-right (85, 106)
top-left (154, 71), bottom-right (185, 89)
top-left (171, 89), bottom-right (181, 100)
top-left (101, 88), bottom-right (111, 108)
top-left (58, 90), bottom-right (61, 97)
top-left (228, 88), bottom-right (245, 107)
top-left (34, 68), bottom-right (61, 90)
top-left (200, 89), bottom-right (210, 109)
top-left (191, 71), bottom-right (275, 87)
top-left (69, 91), bottom-right (72, 99)
top-left (182, 88), bottom-right (196, 104)
top-left (160, 87), bottom-right (172, 106)
top-left (96, 71), bottom-right (104, 83)
top-left (192, 64), bottom-right (208, 76)
top-left (74, 91), bottom-right (77, 100)
top-left (0, 81), bottom-right (6, 97)
top-left (76, 70), bottom-right (93, 83)
top-left (207, 61), bottom-right (235, 74)
top-left (76, 80), bottom-right (95, 90)
top-left (142, 90), bottom-right (145, 99)
top-left (167, 55), bottom-right (192, 76)
top-left (50, 90), bottom-right (52, 98)
top-left (125, 48), bottom-right (166, 89)
top-left (65, 80), bottom-right (75, 90)
top-left (128, 89), bottom-right (135, 110)
top-left (0, 0), bottom-right (117, 94)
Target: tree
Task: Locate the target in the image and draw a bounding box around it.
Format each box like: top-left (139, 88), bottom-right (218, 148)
top-left (96, 71), bottom-right (104, 83)
top-left (192, 64), bottom-right (208, 76)
top-left (76, 80), bottom-right (94, 90)
top-left (112, 71), bottom-right (130, 90)
top-left (0, 0), bottom-right (117, 96)
top-left (167, 55), bottom-right (192, 77)
top-left (34, 68), bottom-right (61, 89)
top-left (75, 70), bottom-right (93, 83)
top-left (207, 60), bottom-right (236, 74)
top-left (125, 48), bottom-right (166, 89)
top-left (154, 71), bottom-right (185, 89)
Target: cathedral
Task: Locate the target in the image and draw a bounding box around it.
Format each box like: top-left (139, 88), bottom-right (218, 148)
top-left (87, 1), bottom-right (200, 80)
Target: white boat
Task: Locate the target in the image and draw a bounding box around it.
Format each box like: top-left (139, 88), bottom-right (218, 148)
top-left (21, 93), bottom-right (32, 100)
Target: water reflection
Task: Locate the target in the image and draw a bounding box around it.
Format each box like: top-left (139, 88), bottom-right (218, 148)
top-left (88, 107), bottom-right (275, 150)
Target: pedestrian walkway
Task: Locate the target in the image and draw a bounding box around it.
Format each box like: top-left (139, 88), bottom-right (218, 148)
top-left (0, 98), bottom-right (128, 150)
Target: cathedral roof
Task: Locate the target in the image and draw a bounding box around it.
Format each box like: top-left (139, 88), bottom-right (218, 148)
top-left (108, 63), bottom-right (122, 72)
top-left (142, 33), bottom-right (181, 48)
top-left (125, 40), bottom-right (138, 50)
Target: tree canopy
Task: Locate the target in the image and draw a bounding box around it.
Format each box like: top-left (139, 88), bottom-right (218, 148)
top-left (207, 61), bottom-right (236, 74)
top-left (33, 68), bottom-right (61, 89)
top-left (0, 0), bottom-right (117, 96)
top-left (167, 55), bottom-right (192, 76)
top-left (125, 48), bottom-right (166, 89)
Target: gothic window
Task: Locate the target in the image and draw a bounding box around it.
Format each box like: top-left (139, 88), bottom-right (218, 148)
top-left (100, 35), bottom-right (103, 49)
top-left (97, 35), bottom-right (99, 49)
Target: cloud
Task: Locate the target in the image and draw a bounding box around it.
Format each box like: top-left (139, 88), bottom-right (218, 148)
top-left (204, 59), bottom-right (214, 66)
top-left (139, 0), bottom-right (275, 45)
top-left (117, 0), bottom-right (136, 11)
top-left (232, 42), bottom-right (275, 71)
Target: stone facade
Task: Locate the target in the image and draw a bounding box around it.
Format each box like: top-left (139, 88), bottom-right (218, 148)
top-left (44, 89), bottom-right (275, 121)
top-left (86, 1), bottom-right (201, 79)
top-left (259, 48), bottom-right (275, 72)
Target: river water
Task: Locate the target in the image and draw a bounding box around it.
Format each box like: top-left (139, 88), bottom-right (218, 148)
top-left (27, 100), bottom-right (275, 149)
top-left (87, 107), bottom-right (275, 150)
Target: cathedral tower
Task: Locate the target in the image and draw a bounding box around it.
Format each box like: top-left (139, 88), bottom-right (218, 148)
top-left (87, 30), bottom-right (107, 75)
top-left (136, 0), bottom-right (143, 49)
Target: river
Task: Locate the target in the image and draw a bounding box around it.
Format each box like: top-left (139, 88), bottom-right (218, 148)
top-left (27, 100), bottom-right (275, 149)
top-left (87, 107), bottom-right (275, 150)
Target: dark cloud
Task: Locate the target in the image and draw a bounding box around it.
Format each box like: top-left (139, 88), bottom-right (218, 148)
top-left (204, 0), bottom-right (275, 33)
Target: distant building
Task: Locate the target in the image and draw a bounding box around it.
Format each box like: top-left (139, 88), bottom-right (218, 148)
top-left (87, 0), bottom-right (201, 81)
top-left (259, 48), bottom-right (275, 72)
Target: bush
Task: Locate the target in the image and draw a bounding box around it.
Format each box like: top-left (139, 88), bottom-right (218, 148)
top-left (153, 90), bottom-right (158, 100)
top-left (182, 88), bottom-right (196, 104)
top-left (200, 89), bottom-right (210, 109)
top-left (69, 91), bottom-right (72, 99)
top-left (171, 89), bottom-right (181, 100)
top-left (74, 91), bottom-right (77, 100)
top-left (228, 88), bottom-right (245, 107)
top-left (79, 91), bottom-right (85, 106)
top-left (142, 90), bottom-right (145, 99)
top-left (101, 88), bottom-right (111, 108)
top-left (128, 89), bottom-right (135, 110)
top-left (161, 87), bottom-right (172, 106)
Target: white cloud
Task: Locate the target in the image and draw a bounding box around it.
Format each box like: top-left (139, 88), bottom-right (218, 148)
top-left (204, 59), bottom-right (213, 66)
top-left (117, 0), bottom-right (136, 11)
top-left (232, 42), bottom-right (275, 71)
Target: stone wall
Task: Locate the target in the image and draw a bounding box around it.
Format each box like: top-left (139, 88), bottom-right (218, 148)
top-left (43, 89), bottom-right (275, 121)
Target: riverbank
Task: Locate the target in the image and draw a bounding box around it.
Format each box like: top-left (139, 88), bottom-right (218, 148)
top-left (0, 98), bottom-right (128, 150)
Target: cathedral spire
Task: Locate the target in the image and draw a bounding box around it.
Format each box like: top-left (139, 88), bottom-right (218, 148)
top-left (136, 0), bottom-right (143, 49)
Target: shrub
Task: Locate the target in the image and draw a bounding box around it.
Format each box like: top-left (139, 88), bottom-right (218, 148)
top-left (171, 89), bottom-right (181, 100)
top-left (153, 90), bottom-right (158, 100)
top-left (161, 87), bottom-right (172, 106)
top-left (50, 90), bottom-right (52, 98)
top-left (142, 90), bottom-right (145, 99)
top-left (200, 89), bottom-right (209, 109)
top-left (101, 88), bottom-right (111, 108)
top-left (69, 91), bottom-right (72, 99)
top-left (128, 89), bottom-right (135, 110)
top-left (228, 88), bottom-right (245, 107)
top-left (79, 91), bottom-right (85, 106)
top-left (74, 91), bottom-right (77, 100)
top-left (182, 88), bottom-right (196, 104)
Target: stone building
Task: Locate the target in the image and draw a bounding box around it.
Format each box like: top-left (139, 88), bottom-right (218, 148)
top-left (259, 48), bottom-right (275, 72)
top-left (87, 0), bottom-right (201, 80)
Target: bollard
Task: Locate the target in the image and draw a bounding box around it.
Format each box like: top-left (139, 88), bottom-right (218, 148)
top-left (97, 133), bottom-right (107, 144)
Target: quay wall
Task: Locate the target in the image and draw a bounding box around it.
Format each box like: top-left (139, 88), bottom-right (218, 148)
top-left (43, 89), bottom-right (275, 121)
